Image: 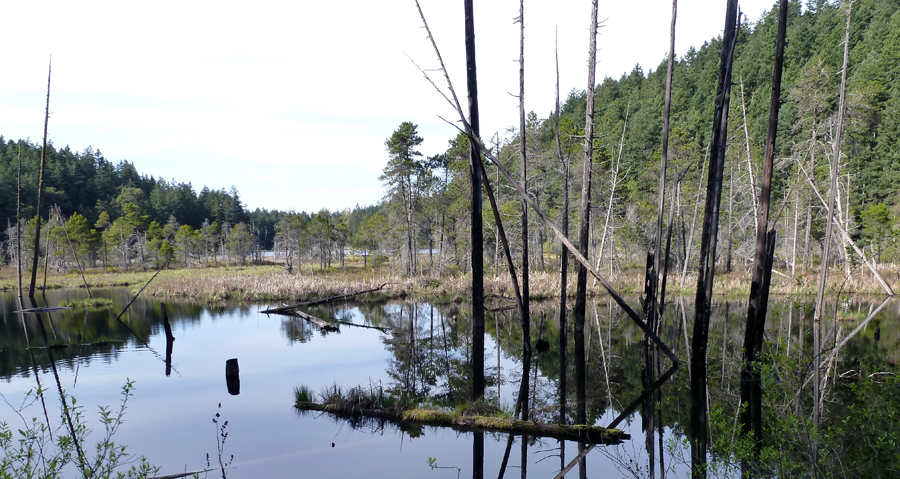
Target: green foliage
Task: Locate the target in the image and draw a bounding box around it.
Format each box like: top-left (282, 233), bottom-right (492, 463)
top-left (859, 202), bottom-right (897, 261)
top-left (0, 381), bottom-right (158, 479)
top-left (702, 342), bottom-right (900, 478)
top-left (158, 240), bottom-right (175, 268)
top-left (225, 223), bottom-right (254, 266)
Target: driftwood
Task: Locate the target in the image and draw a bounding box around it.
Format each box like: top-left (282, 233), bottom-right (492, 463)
top-left (14, 306), bottom-right (70, 314)
top-left (282, 310), bottom-right (339, 332)
top-left (260, 283), bottom-right (390, 315)
top-left (485, 304), bottom-right (516, 313)
top-left (332, 319), bottom-right (389, 332)
top-left (294, 401), bottom-right (627, 445)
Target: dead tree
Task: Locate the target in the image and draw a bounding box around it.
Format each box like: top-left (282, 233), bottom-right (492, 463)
top-left (741, 0), bottom-right (788, 471)
top-left (643, 1), bottom-right (678, 475)
top-left (554, 32), bottom-right (570, 426)
top-left (690, 1), bottom-right (739, 477)
top-left (515, 0), bottom-right (532, 416)
top-left (516, 3), bottom-right (532, 476)
top-left (29, 61), bottom-right (51, 298)
top-left (463, 0), bottom-right (485, 403)
top-left (16, 143), bottom-right (23, 300)
top-left (575, 0), bottom-right (600, 428)
top-left (811, 1), bottom-right (855, 472)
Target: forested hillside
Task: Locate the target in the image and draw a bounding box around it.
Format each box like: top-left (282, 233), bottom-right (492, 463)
top-left (334, 0), bottom-right (900, 278)
top-left (4, 0), bottom-right (900, 278)
top-left (0, 140), bottom-right (249, 229)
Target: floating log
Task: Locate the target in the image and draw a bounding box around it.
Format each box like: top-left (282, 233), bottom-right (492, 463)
top-left (332, 319), bottom-right (389, 332)
top-left (14, 306), bottom-right (70, 313)
top-left (294, 401), bottom-right (627, 445)
top-left (284, 310), bottom-right (339, 332)
top-left (261, 283), bottom-right (391, 315)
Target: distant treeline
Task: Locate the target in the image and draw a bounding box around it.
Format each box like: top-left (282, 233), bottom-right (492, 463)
top-left (5, 0), bottom-right (900, 277)
top-left (0, 139), bottom-right (249, 232)
top-left (0, 136), bottom-right (386, 271)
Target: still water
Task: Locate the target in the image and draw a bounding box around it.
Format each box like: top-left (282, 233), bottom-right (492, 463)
top-left (0, 288), bottom-right (895, 477)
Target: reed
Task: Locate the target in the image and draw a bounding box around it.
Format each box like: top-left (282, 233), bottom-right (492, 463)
top-left (58, 297), bottom-right (113, 309)
top-left (2, 261), bottom-right (895, 301)
top-left (293, 382), bottom-right (625, 444)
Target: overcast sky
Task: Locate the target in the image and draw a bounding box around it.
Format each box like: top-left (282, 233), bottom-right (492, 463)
top-left (1, 0), bottom-right (776, 214)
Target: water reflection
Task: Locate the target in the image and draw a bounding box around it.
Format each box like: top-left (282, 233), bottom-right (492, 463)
top-left (0, 289), bottom-right (897, 477)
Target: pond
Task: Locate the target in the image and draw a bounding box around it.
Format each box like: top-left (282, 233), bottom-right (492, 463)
top-left (0, 288), bottom-right (897, 478)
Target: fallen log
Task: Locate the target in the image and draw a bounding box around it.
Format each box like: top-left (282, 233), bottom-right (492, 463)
top-left (284, 310), bottom-right (339, 332)
top-left (332, 319), bottom-right (390, 332)
top-left (14, 306), bottom-right (70, 313)
top-left (261, 283), bottom-right (391, 314)
top-left (294, 401), bottom-right (627, 445)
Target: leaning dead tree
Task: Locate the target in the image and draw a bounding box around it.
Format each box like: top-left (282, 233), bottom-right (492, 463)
top-left (413, 26), bottom-right (684, 479)
top-left (811, 1), bottom-right (855, 472)
top-left (29, 60), bottom-right (52, 298)
top-left (411, 14), bottom-right (680, 477)
top-left (690, 0), bottom-right (739, 477)
top-left (741, 0), bottom-right (788, 472)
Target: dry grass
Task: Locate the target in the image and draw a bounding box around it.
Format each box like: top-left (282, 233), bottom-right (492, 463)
top-left (3, 258), bottom-right (896, 303)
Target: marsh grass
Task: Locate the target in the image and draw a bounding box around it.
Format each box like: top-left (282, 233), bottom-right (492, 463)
top-left (58, 297), bottom-right (114, 309)
top-left (3, 259), bottom-right (896, 302)
top-left (293, 385), bottom-right (315, 404)
top-left (292, 382), bottom-right (625, 444)
top-left (294, 382), bottom-right (508, 421)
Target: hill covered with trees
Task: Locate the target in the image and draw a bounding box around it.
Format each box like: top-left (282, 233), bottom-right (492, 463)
top-left (331, 0), bottom-right (900, 280)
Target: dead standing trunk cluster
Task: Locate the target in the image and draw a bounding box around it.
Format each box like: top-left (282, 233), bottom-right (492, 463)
top-left (690, 0), bottom-right (739, 476)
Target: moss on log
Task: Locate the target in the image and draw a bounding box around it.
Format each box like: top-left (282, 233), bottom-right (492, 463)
top-left (294, 401), bottom-right (627, 445)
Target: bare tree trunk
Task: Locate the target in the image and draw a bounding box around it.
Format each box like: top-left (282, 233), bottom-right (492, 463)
top-left (741, 1), bottom-right (788, 470)
top-left (575, 0), bottom-right (599, 428)
top-left (595, 107), bottom-right (628, 284)
top-left (645, 2), bottom-right (678, 473)
top-left (554, 32), bottom-right (570, 426)
top-left (834, 174), bottom-right (852, 278)
top-left (791, 190), bottom-right (799, 276)
top-left (811, 3), bottom-right (854, 473)
top-left (681, 144), bottom-right (708, 288)
top-left (802, 120), bottom-right (817, 273)
top-left (691, 1), bottom-right (739, 476)
top-left (16, 144), bottom-right (23, 300)
top-left (797, 161), bottom-right (893, 294)
top-left (516, 0), bottom-right (532, 428)
top-left (726, 155), bottom-right (734, 273)
top-left (740, 80), bottom-right (761, 229)
top-left (29, 61), bottom-right (52, 298)
top-left (463, 0), bottom-right (485, 404)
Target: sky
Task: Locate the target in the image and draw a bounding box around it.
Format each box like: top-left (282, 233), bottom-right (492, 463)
top-left (1, 0), bottom-right (776, 214)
